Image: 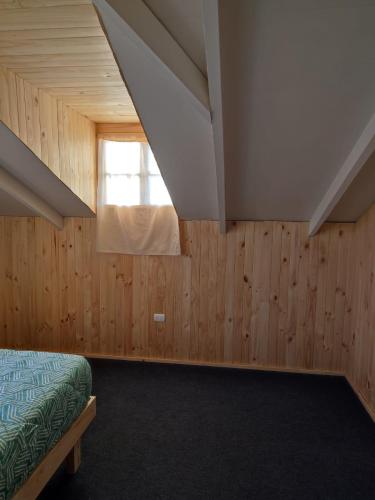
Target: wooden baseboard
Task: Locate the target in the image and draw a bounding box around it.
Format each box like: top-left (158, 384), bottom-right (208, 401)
top-left (345, 377), bottom-right (375, 423)
top-left (0, 347), bottom-right (344, 377)
top-left (84, 353), bottom-right (375, 422)
top-left (81, 352), bottom-right (343, 377)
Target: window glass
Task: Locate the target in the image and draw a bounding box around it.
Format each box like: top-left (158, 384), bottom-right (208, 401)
top-left (103, 141), bottom-right (172, 207)
top-left (147, 149), bottom-right (160, 175)
top-left (149, 176), bottom-right (172, 206)
top-left (105, 141), bottom-right (140, 175)
top-left (105, 175), bottom-right (140, 206)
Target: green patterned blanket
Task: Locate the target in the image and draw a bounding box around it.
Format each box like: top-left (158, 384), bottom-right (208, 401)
top-left (0, 350), bottom-right (92, 499)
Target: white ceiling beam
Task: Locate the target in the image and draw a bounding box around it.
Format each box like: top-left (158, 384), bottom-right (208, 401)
top-left (309, 112), bottom-right (375, 236)
top-left (93, 0), bottom-right (219, 221)
top-left (0, 122), bottom-right (94, 218)
top-left (93, 0), bottom-right (210, 121)
top-left (202, 0), bottom-right (227, 233)
top-left (0, 167), bottom-right (64, 229)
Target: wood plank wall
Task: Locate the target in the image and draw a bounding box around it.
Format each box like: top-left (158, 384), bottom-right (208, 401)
top-left (346, 204), bottom-right (375, 416)
top-left (0, 65), bottom-right (96, 211)
top-left (0, 216), bottom-right (356, 375)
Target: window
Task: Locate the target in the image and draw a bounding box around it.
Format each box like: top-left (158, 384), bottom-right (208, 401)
top-left (97, 138), bottom-right (180, 256)
top-left (103, 141), bottom-right (172, 207)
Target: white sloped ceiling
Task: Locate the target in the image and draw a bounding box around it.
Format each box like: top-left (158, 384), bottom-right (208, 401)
top-left (94, 0), bottom-right (375, 229)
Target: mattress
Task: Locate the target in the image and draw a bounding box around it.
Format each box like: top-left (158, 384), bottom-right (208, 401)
top-left (0, 350), bottom-right (92, 500)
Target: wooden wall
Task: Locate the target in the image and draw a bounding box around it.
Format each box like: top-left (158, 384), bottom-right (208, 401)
top-left (0, 65), bottom-right (96, 211)
top-left (0, 216), bottom-right (356, 374)
top-left (346, 204), bottom-right (375, 417)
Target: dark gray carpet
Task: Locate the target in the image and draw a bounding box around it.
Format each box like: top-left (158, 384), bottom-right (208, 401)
top-left (39, 359), bottom-right (375, 500)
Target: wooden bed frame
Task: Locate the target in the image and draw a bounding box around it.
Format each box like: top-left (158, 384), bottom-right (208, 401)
top-left (13, 396), bottom-right (96, 500)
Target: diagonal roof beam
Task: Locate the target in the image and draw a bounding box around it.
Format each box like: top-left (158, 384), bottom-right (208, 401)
top-left (0, 166), bottom-right (63, 229)
top-left (309, 112), bottom-right (375, 236)
top-left (0, 121), bottom-right (94, 224)
top-left (202, 0), bottom-right (227, 233)
top-left (93, 0), bottom-right (210, 121)
top-left (92, 0), bottom-right (219, 221)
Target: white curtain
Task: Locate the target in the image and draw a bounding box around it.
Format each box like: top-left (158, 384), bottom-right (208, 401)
top-left (96, 139), bottom-right (181, 256)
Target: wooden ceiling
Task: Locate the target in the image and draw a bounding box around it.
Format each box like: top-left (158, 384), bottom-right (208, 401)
top-left (0, 0), bottom-right (139, 123)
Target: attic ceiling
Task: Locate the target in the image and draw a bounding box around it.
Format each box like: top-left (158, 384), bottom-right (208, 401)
top-left (219, 0), bottom-right (375, 225)
top-left (0, 0), bottom-right (374, 230)
top-left (94, 0), bottom-right (375, 230)
top-left (0, 0), bottom-right (138, 123)
top-left (143, 0), bottom-right (207, 77)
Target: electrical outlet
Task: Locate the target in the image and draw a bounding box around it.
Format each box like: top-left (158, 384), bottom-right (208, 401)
top-left (153, 313), bottom-right (165, 322)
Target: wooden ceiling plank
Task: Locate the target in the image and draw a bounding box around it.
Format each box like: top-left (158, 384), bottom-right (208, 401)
top-left (0, 5), bottom-right (99, 31)
top-left (0, 2), bottom-right (139, 123)
top-left (65, 112), bottom-right (126, 119)
top-left (0, 0), bottom-right (21, 9)
top-left (85, 115), bottom-right (139, 123)
top-left (0, 53), bottom-right (115, 68)
top-left (96, 122), bottom-right (144, 133)
top-left (68, 107), bottom-right (136, 115)
top-left (18, 0), bottom-right (91, 7)
top-left (96, 122), bottom-right (146, 140)
top-left (66, 101), bottom-right (134, 110)
top-left (21, 79), bottom-right (124, 88)
top-left (17, 65), bottom-right (120, 77)
top-left (0, 37), bottom-right (110, 55)
top-left (45, 86), bottom-right (128, 96)
top-left (0, 27), bottom-right (104, 40)
top-left (68, 101), bottom-right (135, 108)
top-left (60, 94), bottom-right (131, 103)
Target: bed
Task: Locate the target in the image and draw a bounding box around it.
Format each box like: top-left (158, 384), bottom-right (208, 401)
top-left (0, 349), bottom-right (96, 500)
